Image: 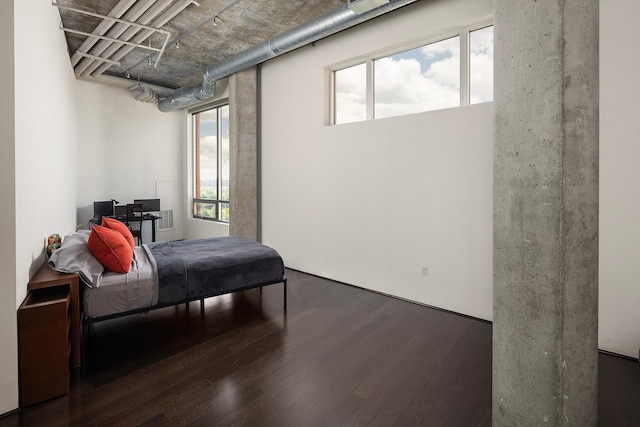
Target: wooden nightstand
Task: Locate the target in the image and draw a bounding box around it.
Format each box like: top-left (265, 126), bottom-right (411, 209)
top-left (18, 287), bottom-right (71, 406)
top-left (26, 263), bottom-right (81, 368)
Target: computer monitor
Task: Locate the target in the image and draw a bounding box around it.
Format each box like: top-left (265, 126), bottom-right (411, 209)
top-left (133, 198), bottom-right (160, 212)
top-left (93, 201), bottom-right (113, 219)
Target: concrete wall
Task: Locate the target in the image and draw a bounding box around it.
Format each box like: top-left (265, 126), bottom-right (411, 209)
top-left (261, 0), bottom-right (494, 320)
top-left (229, 68), bottom-right (259, 240)
top-left (492, 0), bottom-right (599, 422)
top-left (599, 0), bottom-right (640, 358)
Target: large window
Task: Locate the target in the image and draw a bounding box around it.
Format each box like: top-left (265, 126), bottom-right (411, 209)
top-left (330, 23), bottom-right (493, 124)
top-left (193, 104), bottom-right (230, 222)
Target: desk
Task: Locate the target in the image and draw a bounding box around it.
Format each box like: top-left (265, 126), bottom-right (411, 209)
top-left (28, 263), bottom-right (81, 368)
top-left (90, 213), bottom-right (161, 242)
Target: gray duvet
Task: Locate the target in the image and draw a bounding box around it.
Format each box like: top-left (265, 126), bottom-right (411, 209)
top-left (150, 236), bottom-right (285, 304)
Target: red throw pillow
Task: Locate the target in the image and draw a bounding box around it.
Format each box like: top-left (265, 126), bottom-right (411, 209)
top-left (87, 225), bottom-right (133, 274)
top-left (101, 216), bottom-right (135, 249)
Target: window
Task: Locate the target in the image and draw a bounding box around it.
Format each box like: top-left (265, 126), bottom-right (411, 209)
top-left (375, 36), bottom-right (460, 119)
top-left (330, 23), bottom-right (493, 124)
top-left (334, 62), bottom-right (367, 124)
top-left (469, 25), bottom-right (494, 104)
top-left (192, 104), bottom-right (230, 222)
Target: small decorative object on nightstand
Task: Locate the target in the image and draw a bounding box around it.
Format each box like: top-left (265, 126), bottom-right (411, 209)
top-left (46, 233), bottom-right (61, 257)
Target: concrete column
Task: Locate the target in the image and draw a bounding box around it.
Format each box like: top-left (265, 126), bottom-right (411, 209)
top-left (229, 67), bottom-right (258, 240)
top-left (493, 1), bottom-right (598, 425)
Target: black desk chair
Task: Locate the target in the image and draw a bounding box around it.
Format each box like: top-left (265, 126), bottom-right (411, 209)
top-left (126, 203), bottom-right (143, 245)
top-left (114, 204), bottom-right (127, 220)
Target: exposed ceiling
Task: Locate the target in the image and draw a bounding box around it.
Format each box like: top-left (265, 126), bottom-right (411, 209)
top-left (55, 0), bottom-right (348, 92)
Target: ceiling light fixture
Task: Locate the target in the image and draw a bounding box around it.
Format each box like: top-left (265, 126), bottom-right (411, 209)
top-left (125, 70), bottom-right (131, 79)
top-left (213, 16), bottom-right (218, 26)
top-left (348, 0), bottom-right (390, 14)
top-left (175, 40), bottom-right (181, 49)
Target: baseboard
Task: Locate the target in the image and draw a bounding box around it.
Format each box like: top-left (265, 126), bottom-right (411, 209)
top-left (0, 407), bottom-right (21, 420)
top-left (598, 349), bottom-right (640, 363)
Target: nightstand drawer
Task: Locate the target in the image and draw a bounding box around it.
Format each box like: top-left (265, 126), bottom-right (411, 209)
top-left (18, 287), bottom-right (71, 407)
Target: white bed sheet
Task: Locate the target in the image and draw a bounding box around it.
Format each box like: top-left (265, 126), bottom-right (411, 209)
top-left (83, 245), bottom-right (158, 318)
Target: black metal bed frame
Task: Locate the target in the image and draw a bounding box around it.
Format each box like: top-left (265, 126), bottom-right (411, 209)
top-left (79, 276), bottom-right (287, 366)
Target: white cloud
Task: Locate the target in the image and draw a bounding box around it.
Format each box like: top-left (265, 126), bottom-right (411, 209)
top-left (375, 37), bottom-right (460, 119)
top-left (470, 26), bottom-right (494, 103)
top-left (335, 63), bottom-right (367, 124)
top-left (422, 36), bottom-right (460, 59)
top-left (199, 135), bottom-right (218, 181)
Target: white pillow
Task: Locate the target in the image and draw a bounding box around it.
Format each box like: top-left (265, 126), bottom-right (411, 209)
top-left (48, 231), bottom-right (104, 287)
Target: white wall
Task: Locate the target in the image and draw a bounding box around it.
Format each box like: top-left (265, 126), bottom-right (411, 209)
top-left (0, 0), bottom-right (80, 414)
top-left (599, 0), bottom-right (640, 358)
top-left (75, 82), bottom-right (185, 242)
top-left (261, 0), bottom-right (494, 320)
top-left (14, 1), bottom-right (79, 302)
top-left (0, 0), bottom-right (18, 416)
top-left (74, 80), bottom-right (236, 243)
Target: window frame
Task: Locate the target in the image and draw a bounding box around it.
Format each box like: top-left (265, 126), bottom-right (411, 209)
top-left (326, 18), bottom-right (493, 125)
top-left (191, 102), bottom-right (230, 223)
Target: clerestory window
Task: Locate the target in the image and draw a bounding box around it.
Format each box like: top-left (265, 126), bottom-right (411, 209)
top-left (330, 23), bottom-right (493, 125)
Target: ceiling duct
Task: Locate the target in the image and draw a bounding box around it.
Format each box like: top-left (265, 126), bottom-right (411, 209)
top-left (157, 0), bottom-right (418, 112)
top-left (348, 0), bottom-right (391, 15)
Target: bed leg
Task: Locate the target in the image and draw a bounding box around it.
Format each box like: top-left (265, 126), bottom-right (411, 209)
top-left (284, 279), bottom-right (287, 311)
top-left (81, 317), bottom-right (87, 370)
top-left (82, 319), bottom-right (92, 369)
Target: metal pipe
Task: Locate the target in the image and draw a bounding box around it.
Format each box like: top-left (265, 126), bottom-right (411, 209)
top-left (157, 0), bottom-right (418, 112)
top-left (74, 0), bottom-right (159, 77)
top-left (91, 0), bottom-right (198, 78)
top-left (60, 25), bottom-right (164, 51)
top-left (124, 0), bottom-right (240, 78)
top-left (79, 0), bottom-right (176, 77)
top-left (76, 50), bottom-right (122, 66)
top-left (61, 0), bottom-right (138, 68)
top-left (52, 2), bottom-right (171, 36)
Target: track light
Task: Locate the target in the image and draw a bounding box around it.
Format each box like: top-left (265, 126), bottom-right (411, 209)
top-left (213, 16), bottom-right (217, 26)
top-left (125, 70), bottom-right (131, 79)
top-left (147, 57), bottom-right (153, 66)
top-left (175, 40), bottom-right (181, 49)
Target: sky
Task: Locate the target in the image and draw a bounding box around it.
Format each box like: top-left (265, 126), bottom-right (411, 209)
top-left (335, 26), bottom-right (494, 124)
top-left (197, 105), bottom-right (230, 193)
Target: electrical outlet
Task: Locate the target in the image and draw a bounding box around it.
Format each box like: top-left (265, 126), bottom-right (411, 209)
top-left (421, 266), bottom-right (429, 276)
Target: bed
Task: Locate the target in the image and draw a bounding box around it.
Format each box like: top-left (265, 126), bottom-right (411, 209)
top-left (48, 231), bottom-right (287, 324)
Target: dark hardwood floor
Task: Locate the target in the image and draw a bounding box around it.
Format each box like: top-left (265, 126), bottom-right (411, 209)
top-left (1, 269), bottom-right (638, 426)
